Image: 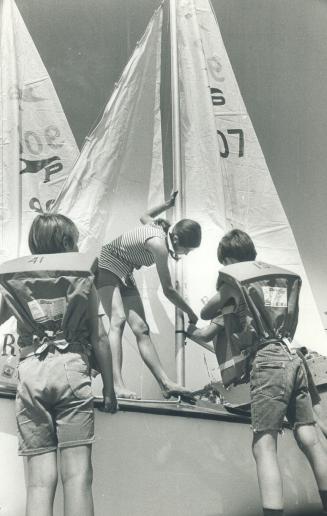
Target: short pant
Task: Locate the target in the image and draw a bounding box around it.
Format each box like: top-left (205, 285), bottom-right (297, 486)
top-left (250, 342), bottom-right (315, 433)
top-left (16, 347), bottom-right (94, 456)
top-left (96, 268), bottom-right (138, 295)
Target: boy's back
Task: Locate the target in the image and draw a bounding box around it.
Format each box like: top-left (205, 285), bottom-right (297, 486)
top-left (215, 260), bottom-right (301, 387)
top-left (200, 229), bottom-right (327, 516)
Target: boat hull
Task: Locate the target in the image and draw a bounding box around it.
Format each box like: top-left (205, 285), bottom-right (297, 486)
top-left (0, 393), bottom-right (323, 516)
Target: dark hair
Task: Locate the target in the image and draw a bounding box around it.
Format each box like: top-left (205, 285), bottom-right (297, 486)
top-left (154, 218), bottom-right (171, 234)
top-left (172, 219), bottom-right (201, 248)
top-left (217, 229), bottom-right (257, 264)
top-left (28, 213), bottom-right (79, 254)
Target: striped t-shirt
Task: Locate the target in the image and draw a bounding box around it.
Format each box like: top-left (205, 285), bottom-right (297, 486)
top-left (99, 224), bottom-right (166, 285)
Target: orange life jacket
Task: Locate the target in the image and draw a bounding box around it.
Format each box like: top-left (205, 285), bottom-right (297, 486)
top-left (214, 261), bottom-right (301, 387)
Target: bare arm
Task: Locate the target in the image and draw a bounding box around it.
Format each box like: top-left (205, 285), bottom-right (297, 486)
top-left (200, 284), bottom-right (236, 320)
top-left (88, 286), bottom-right (117, 413)
top-left (140, 190), bottom-right (178, 225)
top-left (186, 321), bottom-right (221, 344)
top-left (147, 237), bottom-right (198, 323)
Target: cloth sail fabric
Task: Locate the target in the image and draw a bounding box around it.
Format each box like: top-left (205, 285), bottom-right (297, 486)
top-left (52, 6), bottom-right (165, 256)
top-left (0, 0), bottom-right (79, 261)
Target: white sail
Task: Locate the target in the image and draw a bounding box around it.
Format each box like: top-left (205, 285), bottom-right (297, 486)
top-left (177, 0), bottom-right (327, 356)
top-left (0, 0), bottom-right (78, 260)
top-left (52, 7), bottom-right (165, 255)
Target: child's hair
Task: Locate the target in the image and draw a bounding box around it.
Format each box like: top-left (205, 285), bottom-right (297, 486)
top-left (172, 219), bottom-right (202, 248)
top-left (28, 213), bottom-right (79, 254)
top-left (217, 229), bottom-right (257, 264)
top-left (154, 218), bottom-right (171, 234)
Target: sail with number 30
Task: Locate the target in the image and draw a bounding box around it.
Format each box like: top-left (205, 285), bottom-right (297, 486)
top-left (0, 0), bottom-right (79, 261)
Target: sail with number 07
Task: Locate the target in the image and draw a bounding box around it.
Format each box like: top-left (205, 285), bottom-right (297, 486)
top-left (176, 0), bottom-right (327, 371)
top-left (0, 0), bottom-right (79, 261)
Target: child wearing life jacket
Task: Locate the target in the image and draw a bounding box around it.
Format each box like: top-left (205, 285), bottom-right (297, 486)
top-left (0, 213), bottom-right (117, 516)
top-left (97, 191), bottom-right (201, 400)
top-left (188, 229), bottom-right (327, 516)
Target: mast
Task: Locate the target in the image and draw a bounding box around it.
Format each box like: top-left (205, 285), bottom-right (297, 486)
top-left (169, 0), bottom-right (185, 385)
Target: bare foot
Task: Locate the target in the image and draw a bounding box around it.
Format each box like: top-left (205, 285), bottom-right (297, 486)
top-left (115, 386), bottom-right (140, 400)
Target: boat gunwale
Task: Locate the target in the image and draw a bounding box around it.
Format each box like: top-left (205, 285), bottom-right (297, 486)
top-left (0, 386), bottom-right (254, 423)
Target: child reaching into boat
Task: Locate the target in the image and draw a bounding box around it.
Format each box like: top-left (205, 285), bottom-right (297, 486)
top-left (187, 229), bottom-right (327, 516)
top-left (0, 213), bottom-right (117, 516)
top-left (97, 191), bottom-right (201, 400)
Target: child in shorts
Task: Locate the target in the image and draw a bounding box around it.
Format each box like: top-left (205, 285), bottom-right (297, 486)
top-left (188, 229), bottom-right (327, 516)
top-left (0, 213), bottom-right (117, 516)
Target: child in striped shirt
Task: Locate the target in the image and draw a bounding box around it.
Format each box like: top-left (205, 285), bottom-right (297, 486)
top-left (97, 191), bottom-right (201, 400)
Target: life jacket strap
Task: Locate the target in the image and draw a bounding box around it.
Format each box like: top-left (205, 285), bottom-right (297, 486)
top-left (19, 331), bottom-right (69, 360)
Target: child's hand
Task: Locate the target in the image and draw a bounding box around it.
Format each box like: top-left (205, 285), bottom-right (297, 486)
top-left (188, 311), bottom-right (198, 324)
top-left (166, 190), bottom-right (178, 208)
top-left (186, 323), bottom-right (198, 335)
top-left (99, 390), bottom-right (118, 413)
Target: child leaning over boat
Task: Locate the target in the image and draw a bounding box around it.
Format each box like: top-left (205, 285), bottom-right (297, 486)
top-left (0, 214), bottom-right (117, 516)
top-left (187, 229), bottom-right (327, 516)
top-left (97, 190), bottom-right (201, 401)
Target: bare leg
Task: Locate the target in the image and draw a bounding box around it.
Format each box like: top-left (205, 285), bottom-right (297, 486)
top-left (124, 290), bottom-right (193, 398)
top-left (314, 424), bottom-right (327, 455)
top-left (25, 451), bottom-right (58, 516)
top-left (252, 431), bottom-right (283, 510)
top-left (313, 402), bottom-right (327, 438)
top-left (60, 445), bottom-right (94, 516)
top-left (294, 423), bottom-right (327, 490)
top-left (98, 284), bottom-right (138, 399)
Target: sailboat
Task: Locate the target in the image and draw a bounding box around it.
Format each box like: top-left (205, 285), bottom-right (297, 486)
top-left (0, 0), bottom-right (326, 515)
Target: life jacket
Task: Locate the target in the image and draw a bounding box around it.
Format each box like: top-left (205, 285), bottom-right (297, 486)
top-left (0, 252), bottom-right (97, 355)
top-left (214, 261), bottom-right (301, 387)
